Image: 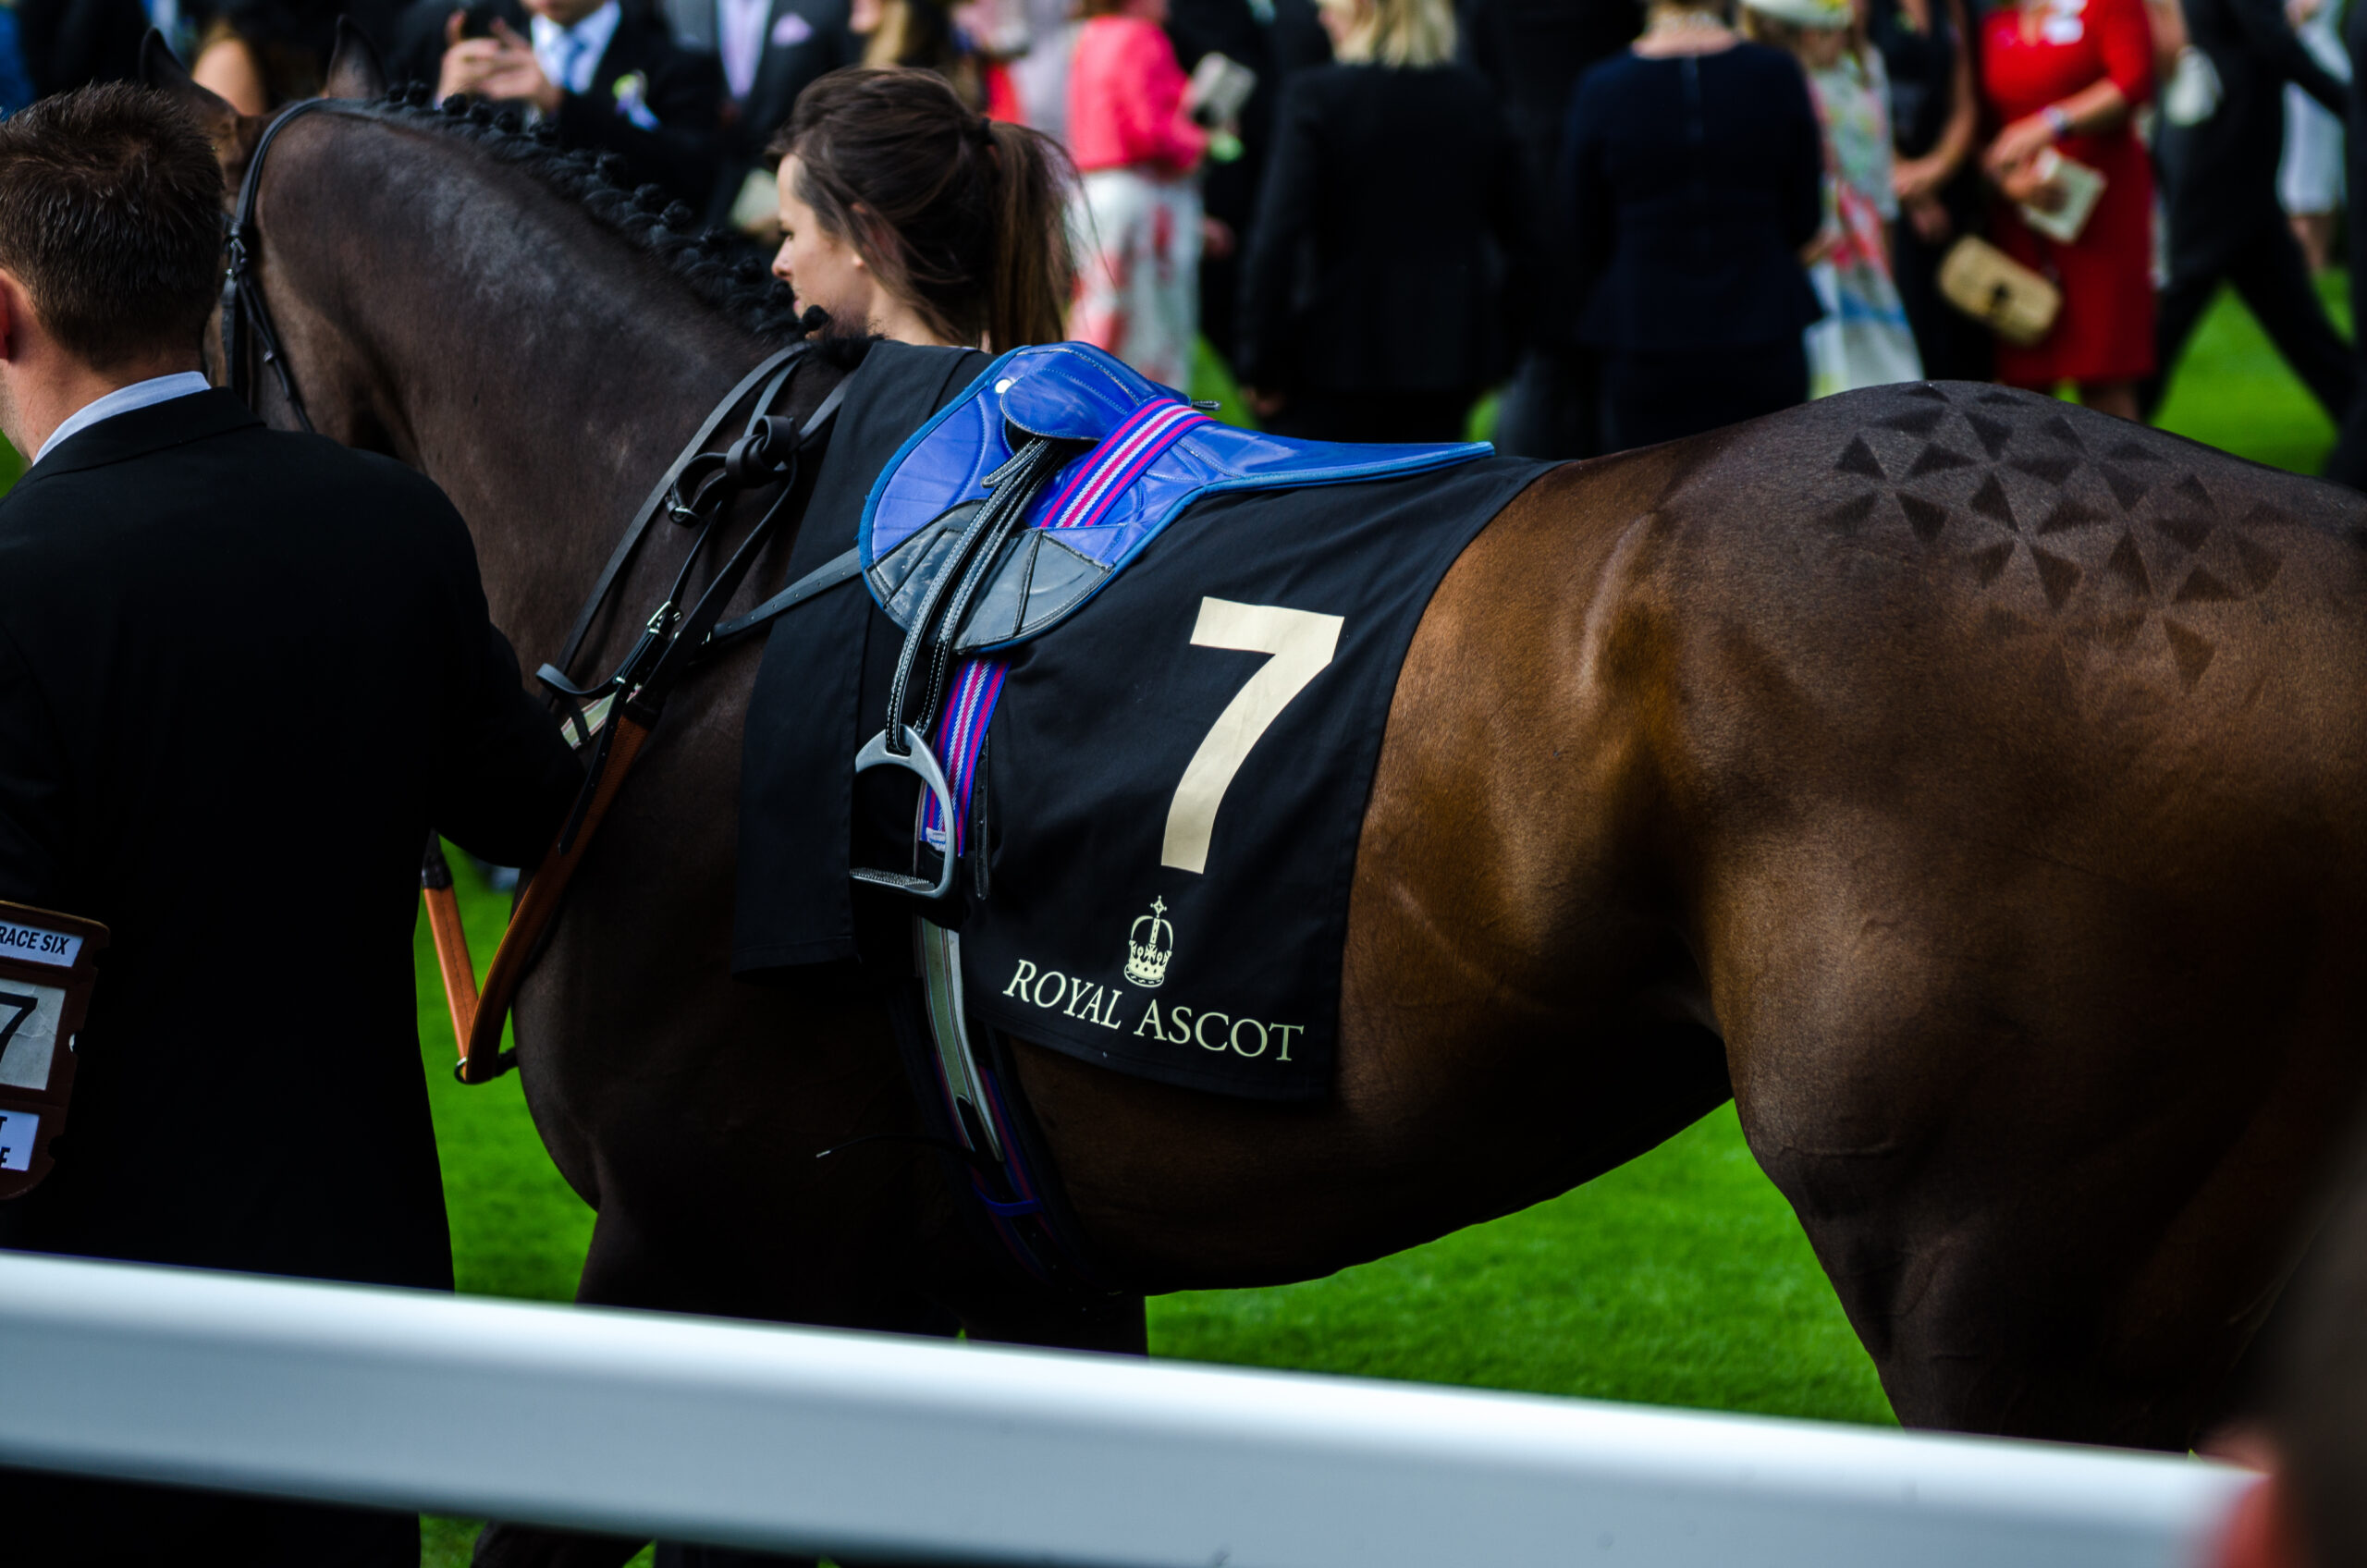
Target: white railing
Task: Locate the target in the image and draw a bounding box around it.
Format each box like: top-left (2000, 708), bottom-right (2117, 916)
top-left (0, 1252), bottom-right (2246, 1565)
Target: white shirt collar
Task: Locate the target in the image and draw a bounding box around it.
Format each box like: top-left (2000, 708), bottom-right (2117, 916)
top-left (33, 372), bottom-right (213, 468)
top-left (532, 0), bottom-right (625, 95)
top-left (718, 0), bottom-right (770, 100)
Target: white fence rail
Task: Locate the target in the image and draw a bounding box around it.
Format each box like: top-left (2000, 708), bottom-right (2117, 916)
top-left (0, 1252), bottom-right (2247, 1565)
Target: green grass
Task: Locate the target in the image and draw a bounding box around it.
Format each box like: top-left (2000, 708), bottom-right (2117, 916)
top-left (1149, 1108), bottom-right (1891, 1419)
top-left (396, 281), bottom-right (2349, 1559)
top-left (2152, 271), bottom-right (2350, 474)
top-left (419, 855), bottom-right (595, 1304)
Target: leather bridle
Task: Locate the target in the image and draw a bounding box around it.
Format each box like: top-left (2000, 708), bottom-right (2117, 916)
top-left (222, 92), bottom-right (867, 1083)
top-left (220, 95), bottom-right (350, 435)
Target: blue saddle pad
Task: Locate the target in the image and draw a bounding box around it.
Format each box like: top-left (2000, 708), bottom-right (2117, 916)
top-left (858, 342), bottom-right (1490, 654)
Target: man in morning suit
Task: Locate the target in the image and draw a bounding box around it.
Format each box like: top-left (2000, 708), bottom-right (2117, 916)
top-left (435, 0), bottom-right (725, 206)
top-left (0, 84), bottom-right (583, 1564)
top-left (1465, 0), bottom-right (1643, 459)
top-left (2142, 0), bottom-right (2355, 423)
top-left (660, 0), bottom-right (853, 232)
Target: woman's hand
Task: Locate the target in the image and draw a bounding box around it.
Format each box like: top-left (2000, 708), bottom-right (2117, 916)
top-left (437, 13), bottom-right (561, 114)
top-left (1983, 111), bottom-right (2060, 176)
top-left (1904, 192), bottom-right (1955, 245)
top-left (1996, 154), bottom-right (2066, 209)
top-left (1893, 152), bottom-right (1953, 205)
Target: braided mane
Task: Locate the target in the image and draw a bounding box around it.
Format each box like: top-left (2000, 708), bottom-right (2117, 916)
top-left (368, 81), bottom-right (814, 344)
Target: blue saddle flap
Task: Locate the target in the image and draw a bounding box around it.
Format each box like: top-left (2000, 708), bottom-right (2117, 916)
top-left (858, 342), bottom-right (1492, 655)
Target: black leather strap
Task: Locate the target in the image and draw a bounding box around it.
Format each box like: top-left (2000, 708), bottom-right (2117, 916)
top-left (682, 374), bottom-right (855, 653)
top-left (222, 96), bottom-right (350, 434)
top-left (705, 545), bottom-right (863, 650)
top-left (879, 435), bottom-right (1071, 754)
top-left (548, 341), bottom-right (812, 686)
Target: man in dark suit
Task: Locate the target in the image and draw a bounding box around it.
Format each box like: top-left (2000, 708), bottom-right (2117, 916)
top-left (1462, 0), bottom-right (1642, 458)
top-left (1237, 50), bottom-right (1531, 441)
top-left (2143, 0), bottom-right (2354, 424)
top-left (0, 84), bottom-right (582, 1563)
top-left (435, 0), bottom-right (725, 205)
top-left (660, 0), bottom-right (852, 232)
top-left (16, 0), bottom-right (150, 98)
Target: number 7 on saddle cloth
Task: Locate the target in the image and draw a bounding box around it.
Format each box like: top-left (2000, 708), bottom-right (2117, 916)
top-left (855, 341), bottom-right (1492, 863)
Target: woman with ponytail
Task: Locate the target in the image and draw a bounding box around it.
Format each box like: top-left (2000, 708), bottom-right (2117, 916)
top-left (767, 65), bottom-right (1077, 349)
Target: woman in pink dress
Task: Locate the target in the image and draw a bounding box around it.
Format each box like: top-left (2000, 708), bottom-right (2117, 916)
top-left (1066, 0), bottom-right (1208, 388)
top-left (1978, 0), bottom-right (2156, 418)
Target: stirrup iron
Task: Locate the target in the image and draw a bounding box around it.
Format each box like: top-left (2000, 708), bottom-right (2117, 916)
top-left (851, 725), bottom-right (961, 901)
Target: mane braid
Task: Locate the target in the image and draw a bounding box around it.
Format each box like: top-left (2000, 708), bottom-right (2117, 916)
top-left (370, 82), bottom-right (815, 344)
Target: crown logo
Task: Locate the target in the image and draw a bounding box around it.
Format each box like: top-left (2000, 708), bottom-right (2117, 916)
top-left (1123, 896), bottom-right (1174, 988)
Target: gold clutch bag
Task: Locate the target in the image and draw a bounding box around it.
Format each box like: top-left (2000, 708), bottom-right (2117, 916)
top-left (1938, 235), bottom-right (2062, 349)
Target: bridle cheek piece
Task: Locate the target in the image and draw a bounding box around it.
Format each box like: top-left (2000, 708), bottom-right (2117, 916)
top-left (221, 95), bottom-right (348, 435)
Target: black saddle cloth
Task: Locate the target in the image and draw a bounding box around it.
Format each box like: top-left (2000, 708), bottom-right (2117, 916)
top-left (735, 341), bottom-right (991, 976)
top-left (735, 346), bottom-right (1552, 1100)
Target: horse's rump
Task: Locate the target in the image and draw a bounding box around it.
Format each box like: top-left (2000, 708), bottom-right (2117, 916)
top-left (1636, 385), bottom-right (2367, 877)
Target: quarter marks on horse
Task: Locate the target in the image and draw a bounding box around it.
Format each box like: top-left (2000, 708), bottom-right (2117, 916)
top-left (1816, 385), bottom-right (2300, 693)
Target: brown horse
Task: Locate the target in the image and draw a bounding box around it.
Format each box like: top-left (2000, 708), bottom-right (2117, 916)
top-left (156, 31), bottom-right (2367, 1562)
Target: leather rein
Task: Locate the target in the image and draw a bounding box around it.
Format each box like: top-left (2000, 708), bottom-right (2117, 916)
top-left (225, 94), bottom-right (865, 1084)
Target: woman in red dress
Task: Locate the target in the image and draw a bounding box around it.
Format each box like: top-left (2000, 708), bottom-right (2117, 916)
top-left (1979, 0), bottom-right (2156, 418)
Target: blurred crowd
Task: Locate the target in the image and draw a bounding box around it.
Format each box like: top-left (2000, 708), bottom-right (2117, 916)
top-left (5, 0), bottom-right (2366, 455)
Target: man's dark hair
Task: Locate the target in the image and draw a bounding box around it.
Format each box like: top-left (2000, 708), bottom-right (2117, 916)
top-left (0, 84), bottom-right (224, 371)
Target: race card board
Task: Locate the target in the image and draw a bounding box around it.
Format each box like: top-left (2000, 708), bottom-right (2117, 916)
top-left (0, 900), bottom-right (106, 1199)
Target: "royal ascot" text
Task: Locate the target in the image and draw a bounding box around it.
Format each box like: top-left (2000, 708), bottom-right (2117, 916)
top-left (1000, 960), bottom-right (1302, 1062)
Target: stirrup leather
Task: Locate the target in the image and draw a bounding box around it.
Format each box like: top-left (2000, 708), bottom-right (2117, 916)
top-left (851, 435), bottom-right (1075, 902)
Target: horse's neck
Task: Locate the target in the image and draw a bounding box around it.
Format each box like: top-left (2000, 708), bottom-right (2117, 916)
top-left (280, 121), bottom-right (776, 670)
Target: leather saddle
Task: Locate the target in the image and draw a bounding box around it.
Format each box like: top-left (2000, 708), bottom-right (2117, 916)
top-left (858, 342), bottom-right (1490, 654)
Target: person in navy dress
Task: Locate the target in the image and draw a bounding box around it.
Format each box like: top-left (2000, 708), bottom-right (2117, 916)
top-left (1560, 0), bottom-right (1824, 449)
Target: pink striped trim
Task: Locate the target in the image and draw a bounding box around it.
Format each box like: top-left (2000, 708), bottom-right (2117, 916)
top-left (923, 658), bottom-right (1005, 854)
top-left (1037, 399), bottom-right (1171, 523)
top-left (1047, 402), bottom-right (1208, 533)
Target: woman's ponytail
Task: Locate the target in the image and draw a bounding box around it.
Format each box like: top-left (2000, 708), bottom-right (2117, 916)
top-left (770, 67), bottom-right (1077, 350)
top-left (982, 117), bottom-right (1077, 349)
